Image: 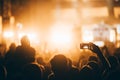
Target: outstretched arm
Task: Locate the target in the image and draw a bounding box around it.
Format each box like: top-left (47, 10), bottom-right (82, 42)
top-left (89, 42), bottom-right (111, 71)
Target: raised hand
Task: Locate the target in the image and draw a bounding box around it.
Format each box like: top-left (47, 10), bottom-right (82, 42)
top-left (88, 42), bottom-right (111, 70)
top-left (88, 42), bottom-right (102, 54)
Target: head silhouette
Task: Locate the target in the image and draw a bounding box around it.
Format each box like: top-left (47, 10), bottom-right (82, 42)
top-left (21, 35), bottom-right (30, 47)
top-left (9, 42), bottom-right (16, 51)
top-left (50, 54), bottom-right (68, 74)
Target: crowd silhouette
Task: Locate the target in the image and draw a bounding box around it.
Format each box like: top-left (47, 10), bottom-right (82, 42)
top-left (0, 35), bottom-right (120, 80)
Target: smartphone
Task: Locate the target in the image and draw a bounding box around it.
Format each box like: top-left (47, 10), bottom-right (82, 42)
top-left (80, 43), bottom-right (90, 49)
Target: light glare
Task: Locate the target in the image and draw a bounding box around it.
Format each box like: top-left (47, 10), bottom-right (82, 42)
top-left (48, 23), bottom-right (73, 51)
top-left (3, 31), bottom-right (14, 38)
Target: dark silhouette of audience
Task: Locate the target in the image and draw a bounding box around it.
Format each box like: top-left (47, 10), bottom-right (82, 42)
top-left (67, 58), bottom-right (79, 80)
top-left (104, 56), bottom-right (120, 80)
top-left (79, 65), bottom-right (93, 80)
top-left (0, 65), bottom-right (7, 80)
top-left (37, 56), bottom-right (51, 80)
top-left (107, 56), bottom-right (119, 70)
top-left (22, 63), bottom-right (43, 80)
top-left (0, 35), bottom-right (120, 80)
top-left (87, 61), bottom-right (102, 80)
top-left (105, 67), bottom-right (120, 80)
top-left (4, 42), bottom-right (16, 80)
top-left (13, 35), bottom-right (36, 71)
top-left (7, 35), bottom-right (36, 80)
top-left (4, 43), bottom-right (16, 62)
top-left (48, 54), bottom-right (70, 80)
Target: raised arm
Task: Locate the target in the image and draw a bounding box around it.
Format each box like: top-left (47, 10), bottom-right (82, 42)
top-left (88, 42), bottom-right (111, 71)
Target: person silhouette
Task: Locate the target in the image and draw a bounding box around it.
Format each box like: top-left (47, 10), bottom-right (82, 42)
top-left (48, 54), bottom-right (69, 80)
top-left (11, 35), bottom-right (36, 79)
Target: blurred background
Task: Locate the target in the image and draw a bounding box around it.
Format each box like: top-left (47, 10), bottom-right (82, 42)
top-left (0, 0), bottom-right (120, 61)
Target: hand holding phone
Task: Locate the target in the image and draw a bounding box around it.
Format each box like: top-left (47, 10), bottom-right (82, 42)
top-left (80, 42), bottom-right (101, 54)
